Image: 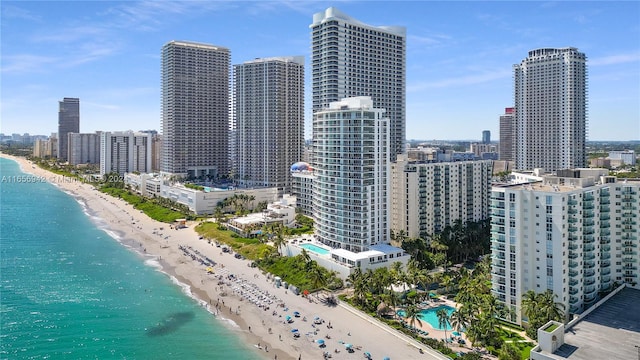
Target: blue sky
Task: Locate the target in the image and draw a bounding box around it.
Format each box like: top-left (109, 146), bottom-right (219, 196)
top-left (2, 1), bottom-right (639, 141)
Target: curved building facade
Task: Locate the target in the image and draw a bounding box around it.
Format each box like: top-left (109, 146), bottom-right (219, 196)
top-left (312, 97), bottom-right (389, 252)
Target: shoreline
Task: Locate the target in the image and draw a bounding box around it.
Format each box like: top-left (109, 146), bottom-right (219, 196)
top-left (1, 154), bottom-right (447, 360)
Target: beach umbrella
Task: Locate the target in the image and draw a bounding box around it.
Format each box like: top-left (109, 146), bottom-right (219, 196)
top-left (344, 343), bottom-right (352, 349)
top-left (364, 352), bottom-right (371, 359)
top-left (286, 316), bottom-right (291, 320)
top-left (383, 357), bottom-right (391, 360)
top-left (291, 329), bottom-right (298, 333)
top-left (293, 311), bottom-right (300, 316)
top-left (316, 339), bottom-right (325, 345)
top-left (314, 316), bottom-right (320, 320)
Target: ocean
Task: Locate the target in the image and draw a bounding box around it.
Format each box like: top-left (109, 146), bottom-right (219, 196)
top-left (0, 158), bottom-right (261, 360)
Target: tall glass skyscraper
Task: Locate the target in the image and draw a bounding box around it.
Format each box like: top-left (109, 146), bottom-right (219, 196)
top-left (161, 40), bottom-right (230, 178)
top-left (310, 7), bottom-right (406, 162)
top-left (57, 97), bottom-right (80, 162)
top-left (513, 48), bottom-right (588, 171)
top-left (233, 57), bottom-right (305, 194)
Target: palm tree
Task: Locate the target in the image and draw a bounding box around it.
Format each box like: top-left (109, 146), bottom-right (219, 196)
top-left (270, 224), bottom-right (287, 256)
top-left (437, 308), bottom-right (451, 340)
top-left (449, 308), bottom-right (468, 334)
top-left (405, 304), bottom-right (422, 331)
top-left (299, 248), bottom-right (312, 269)
top-left (348, 268), bottom-right (368, 307)
top-left (538, 290), bottom-right (565, 322)
top-left (521, 290), bottom-right (538, 322)
top-left (308, 263), bottom-right (328, 291)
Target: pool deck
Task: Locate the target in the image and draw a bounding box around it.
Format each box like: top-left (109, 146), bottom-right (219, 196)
top-left (399, 297), bottom-right (474, 354)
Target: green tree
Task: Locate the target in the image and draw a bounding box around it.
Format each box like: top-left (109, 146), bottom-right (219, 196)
top-left (437, 308), bottom-right (451, 340)
top-left (308, 262), bottom-right (328, 291)
top-left (405, 304), bottom-right (423, 330)
top-left (521, 290), bottom-right (565, 340)
top-left (498, 342), bottom-right (520, 360)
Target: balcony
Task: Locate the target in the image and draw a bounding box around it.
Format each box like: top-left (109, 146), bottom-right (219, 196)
top-left (601, 268), bottom-right (611, 276)
top-left (569, 269), bottom-right (579, 277)
top-left (569, 279), bottom-right (578, 286)
top-left (569, 296), bottom-right (580, 305)
top-left (568, 253), bottom-right (579, 259)
top-left (569, 261), bottom-right (579, 269)
top-left (601, 260), bottom-right (611, 267)
top-left (569, 244), bottom-right (579, 251)
top-left (585, 269), bottom-right (596, 277)
top-left (569, 288), bottom-right (579, 296)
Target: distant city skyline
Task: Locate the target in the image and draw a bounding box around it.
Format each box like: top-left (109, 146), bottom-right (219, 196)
top-left (2, 1), bottom-right (639, 141)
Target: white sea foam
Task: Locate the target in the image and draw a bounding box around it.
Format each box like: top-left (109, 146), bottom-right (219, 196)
top-left (167, 274), bottom-right (209, 309)
top-left (144, 258), bottom-right (162, 270)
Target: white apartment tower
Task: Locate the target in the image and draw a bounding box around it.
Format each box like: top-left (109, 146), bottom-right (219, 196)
top-left (312, 97), bottom-right (389, 252)
top-left (161, 40), bottom-right (230, 178)
top-left (390, 156), bottom-right (493, 240)
top-left (490, 173), bottom-right (639, 325)
top-left (100, 131), bottom-right (152, 175)
top-left (234, 56), bottom-right (305, 193)
top-left (513, 48), bottom-right (587, 171)
top-left (310, 7), bottom-right (406, 162)
top-left (68, 132), bottom-right (100, 166)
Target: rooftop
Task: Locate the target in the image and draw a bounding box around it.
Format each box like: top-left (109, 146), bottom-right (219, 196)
top-left (553, 287), bottom-right (640, 360)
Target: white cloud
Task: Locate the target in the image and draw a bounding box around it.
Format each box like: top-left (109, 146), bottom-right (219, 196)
top-left (590, 53), bottom-right (640, 66)
top-left (407, 69), bottom-right (511, 91)
top-left (1, 54), bottom-right (58, 74)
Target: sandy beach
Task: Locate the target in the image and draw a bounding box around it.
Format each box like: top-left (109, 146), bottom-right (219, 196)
top-left (2, 154), bottom-right (451, 360)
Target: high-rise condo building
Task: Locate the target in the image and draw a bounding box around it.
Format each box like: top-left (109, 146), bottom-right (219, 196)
top-left (390, 156), bottom-right (492, 241)
top-left (233, 56), bottom-right (305, 193)
top-left (513, 48), bottom-right (587, 171)
top-left (499, 107), bottom-right (515, 161)
top-left (482, 130), bottom-right (491, 144)
top-left (57, 97), bottom-right (80, 162)
top-left (312, 97), bottom-right (389, 252)
top-left (161, 40), bottom-right (230, 178)
top-left (310, 7), bottom-right (406, 162)
top-left (100, 131), bottom-right (152, 175)
top-left (68, 132), bottom-right (100, 166)
top-left (490, 171), bottom-right (639, 325)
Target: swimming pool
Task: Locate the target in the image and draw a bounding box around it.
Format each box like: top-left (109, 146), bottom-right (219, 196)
top-left (398, 305), bottom-right (455, 331)
top-left (299, 243), bottom-right (330, 255)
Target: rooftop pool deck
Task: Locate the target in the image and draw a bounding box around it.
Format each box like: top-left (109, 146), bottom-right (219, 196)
top-left (298, 242), bottom-right (330, 256)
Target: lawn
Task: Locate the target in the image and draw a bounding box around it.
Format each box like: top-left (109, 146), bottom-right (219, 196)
top-left (195, 221), bottom-right (272, 259)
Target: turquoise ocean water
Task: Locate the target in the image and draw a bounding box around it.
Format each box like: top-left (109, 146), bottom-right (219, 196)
top-left (0, 158), bottom-right (261, 360)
